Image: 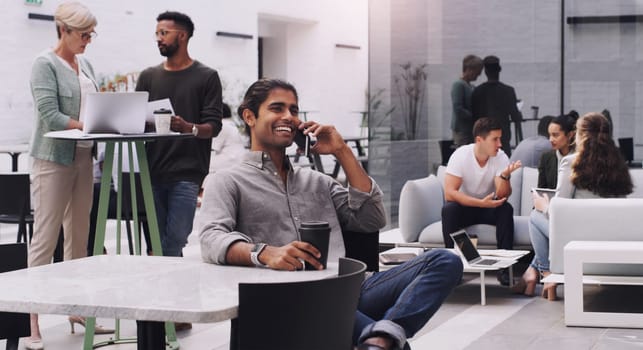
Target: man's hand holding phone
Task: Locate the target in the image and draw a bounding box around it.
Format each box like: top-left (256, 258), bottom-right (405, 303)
top-left (298, 121), bottom-right (346, 156)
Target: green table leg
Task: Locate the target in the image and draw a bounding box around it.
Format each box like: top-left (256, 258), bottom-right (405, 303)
top-left (127, 142), bottom-right (142, 255)
top-left (86, 141), bottom-right (113, 348)
top-left (83, 317), bottom-right (96, 350)
top-left (134, 141), bottom-right (162, 256)
top-left (93, 142), bottom-right (114, 256)
top-left (85, 140), bottom-right (179, 349)
top-left (115, 143), bottom-right (123, 256)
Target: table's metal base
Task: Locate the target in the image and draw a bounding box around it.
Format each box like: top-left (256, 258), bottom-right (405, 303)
top-left (463, 267), bottom-right (515, 306)
top-left (90, 321), bottom-right (179, 350)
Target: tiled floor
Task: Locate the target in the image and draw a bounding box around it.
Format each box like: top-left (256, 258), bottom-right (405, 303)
top-left (1, 221), bottom-right (643, 349)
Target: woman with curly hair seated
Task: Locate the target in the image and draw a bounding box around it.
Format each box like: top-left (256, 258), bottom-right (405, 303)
top-left (514, 112), bottom-right (633, 300)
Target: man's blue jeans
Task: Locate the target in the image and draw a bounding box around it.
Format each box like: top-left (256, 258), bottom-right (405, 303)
top-left (528, 209), bottom-right (550, 272)
top-left (354, 249), bottom-right (463, 345)
top-left (152, 181), bottom-right (200, 257)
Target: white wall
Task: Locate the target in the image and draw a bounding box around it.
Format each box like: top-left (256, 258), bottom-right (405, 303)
top-left (0, 0), bottom-right (368, 171)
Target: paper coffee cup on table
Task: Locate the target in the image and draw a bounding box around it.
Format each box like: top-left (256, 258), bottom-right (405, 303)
top-left (154, 108), bottom-right (172, 134)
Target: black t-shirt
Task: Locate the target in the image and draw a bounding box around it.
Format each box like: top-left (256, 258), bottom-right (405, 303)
top-left (136, 61), bottom-right (222, 185)
top-left (471, 81), bottom-right (522, 129)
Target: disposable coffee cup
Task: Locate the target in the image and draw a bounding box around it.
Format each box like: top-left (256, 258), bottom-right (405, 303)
top-left (298, 221), bottom-right (330, 270)
top-left (154, 108), bottom-right (172, 134)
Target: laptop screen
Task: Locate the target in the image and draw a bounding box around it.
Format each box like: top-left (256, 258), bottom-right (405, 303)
top-left (450, 230), bottom-right (481, 262)
top-left (82, 92), bottom-right (148, 134)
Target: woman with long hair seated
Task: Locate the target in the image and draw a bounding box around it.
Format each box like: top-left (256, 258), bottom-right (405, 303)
top-left (537, 111), bottom-right (578, 189)
top-left (514, 112), bottom-right (633, 299)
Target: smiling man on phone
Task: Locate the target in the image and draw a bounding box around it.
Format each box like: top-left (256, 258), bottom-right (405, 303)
top-left (199, 79), bottom-right (462, 350)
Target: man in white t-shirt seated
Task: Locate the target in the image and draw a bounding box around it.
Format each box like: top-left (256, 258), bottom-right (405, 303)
top-left (441, 117), bottom-right (521, 284)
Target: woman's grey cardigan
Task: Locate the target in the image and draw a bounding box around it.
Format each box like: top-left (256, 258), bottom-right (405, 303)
top-left (29, 50), bottom-right (97, 165)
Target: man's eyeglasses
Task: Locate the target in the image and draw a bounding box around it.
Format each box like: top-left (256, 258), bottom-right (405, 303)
top-left (154, 29), bottom-right (183, 39)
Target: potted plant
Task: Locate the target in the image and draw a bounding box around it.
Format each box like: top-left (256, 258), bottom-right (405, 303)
top-left (393, 62), bottom-right (428, 140)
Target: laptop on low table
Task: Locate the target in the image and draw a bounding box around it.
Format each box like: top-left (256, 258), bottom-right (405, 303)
top-left (450, 230), bottom-right (514, 268)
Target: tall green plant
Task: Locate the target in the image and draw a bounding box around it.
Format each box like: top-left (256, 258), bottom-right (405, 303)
top-left (393, 62), bottom-right (428, 140)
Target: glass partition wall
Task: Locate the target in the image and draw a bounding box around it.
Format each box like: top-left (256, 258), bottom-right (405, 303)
top-left (369, 0), bottom-right (643, 228)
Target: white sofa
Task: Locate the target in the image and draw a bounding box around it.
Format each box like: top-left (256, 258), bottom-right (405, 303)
top-left (548, 168), bottom-right (643, 275)
top-left (397, 165), bottom-right (538, 249)
top-left (396, 164), bottom-right (643, 276)
top-left (549, 195), bottom-right (643, 276)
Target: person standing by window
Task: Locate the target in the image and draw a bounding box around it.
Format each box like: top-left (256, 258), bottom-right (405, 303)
top-left (450, 54), bottom-right (483, 147)
top-left (471, 55), bottom-right (523, 157)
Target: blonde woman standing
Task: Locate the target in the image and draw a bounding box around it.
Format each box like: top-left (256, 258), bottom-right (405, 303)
top-left (27, 2), bottom-right (112, 348)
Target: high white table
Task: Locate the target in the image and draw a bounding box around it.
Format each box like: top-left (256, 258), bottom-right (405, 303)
top-left (45, 131), bottom-right (194, 348)
top-left (0, 255), bottom-right (338, 349)
top-left (45, 130), bottom-right (194, 256)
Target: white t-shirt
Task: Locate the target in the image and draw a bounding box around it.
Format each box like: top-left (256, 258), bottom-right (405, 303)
top-left (446, 143), bottom-right (509, 199)
top-left (209, 118), bottom-right (247, 173)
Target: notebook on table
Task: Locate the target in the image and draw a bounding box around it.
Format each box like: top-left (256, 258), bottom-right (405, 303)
top-left (379, 247), bottom-right (425, 265)
top-left (82, 92), bottom-right (148, 135)
top-left (450, 230), bottom-right (514, 268)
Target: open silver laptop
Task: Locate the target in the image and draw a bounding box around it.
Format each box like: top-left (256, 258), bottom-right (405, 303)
top-left (82, 92), bottom-right (148, 134)
top-left (450, 230), bottom-right (513, 268)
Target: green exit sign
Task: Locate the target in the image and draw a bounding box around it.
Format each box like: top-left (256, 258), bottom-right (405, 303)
top-left (25, 0), bottom-right (43, 6)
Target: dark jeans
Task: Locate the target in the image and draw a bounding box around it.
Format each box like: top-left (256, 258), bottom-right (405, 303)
top-left (441, 201), bottom-right (514, 249)
top-left (152, 181), bottom-right (200, 257)
top-left (354, 249), bottom-right (463, 345)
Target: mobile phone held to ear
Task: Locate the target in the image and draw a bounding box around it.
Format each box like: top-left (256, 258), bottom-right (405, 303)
top-left (294, 128), bottom-right (311, 157)
top-left (303, 131), bottom-right (310, 157)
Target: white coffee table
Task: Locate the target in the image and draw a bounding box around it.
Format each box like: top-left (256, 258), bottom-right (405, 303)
top-left (462, 249), bottom-right (530, 305)
top-left (379, 248), bottom-right (529, 305)
top-left (564, 241), bottom-right (643, 327)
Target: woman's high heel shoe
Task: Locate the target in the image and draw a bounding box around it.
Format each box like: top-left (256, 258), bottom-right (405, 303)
top-left (542, 282), bottom-right (558, 301)
top-left (511, 266), bottom-right (539, 296)
top-left (540, 271), bottom-right (558, 301)
top-left (68, 316), bottom-right (115, 335)
top-left (24, 337), bottom-right (44, 350)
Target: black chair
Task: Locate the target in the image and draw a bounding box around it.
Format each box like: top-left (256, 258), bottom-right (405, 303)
top-left (438, 140), bottom-right (455, 166)
top-left (0, 243), bottom-right (30, 350)
top-left (343, 229), bottom-right (379, 272)
top-left (617, 137), bottom-right (641, 167)
top-left (232, 257), bottom-right (366, 350)
top-left (0, 173), bottom-right (33, 243)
